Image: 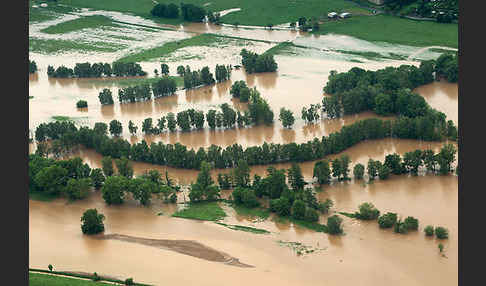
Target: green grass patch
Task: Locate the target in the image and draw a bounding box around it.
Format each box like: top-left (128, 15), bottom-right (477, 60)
top-left (29, 272), bottom-right (112, 286)
top-left (314, 14), bottom-right (458, 48)
top-left (116, 33), bottom-right (224, 63)
top-left (231, 204), bottom-right (270, 220)
top-left (429, 48), bottom-right (457, 54)
top-left (29, 191), bottom-right (58, 202)
top-left (29, 37), bottom-right (126, 54)
top-left (29, 269), bottom-right (152, 286)
top-left (51, 115), bottom-right (73, 121)
top-left (172, 201), bottom-right (227, 221)
top-left (263, 41), bottom-right (294, 56)
top-left (41, 15), bottom-right (120, 34)
top-left (29, 1), bottom-right (78, 23)
top-left (215, 222), bottom-right (270, 234)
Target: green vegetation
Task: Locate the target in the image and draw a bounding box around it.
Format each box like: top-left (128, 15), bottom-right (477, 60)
top-left (51, 115), bottom-right (73, 121)
top-left (81, 209), bottom-right (105, 235)
top-left (275, 216), bottom-right (328, 233)
top-left (29, 1), bottom-right (77, 23)
top-left (263, 42), bottom-right (293, 56)
top-left (29, 272), bottom-right (112, 286)
top-left (94, 76), bottom-right (184, 88)
top-left (424, 225), bottom-right (435, 236)
top-left (216, 222), bottom-right (270, 234)
top-left (277, 240), bottom-right (325, 256)
top-left (76, 100), bottom-right (88, 108)
top-left (172, 201), bottom-right (226, 221)
top-left (314, 15), bottom-right (458, 48)
top-left (41, 15), bottom-right (120, 34)
top-left (116, 34), bottom-right (223, 63)
top-left (29, 38), bottom-right (126, 54)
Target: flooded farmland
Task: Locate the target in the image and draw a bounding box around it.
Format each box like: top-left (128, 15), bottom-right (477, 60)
top-left (29, 3), bottom-right (458, 286)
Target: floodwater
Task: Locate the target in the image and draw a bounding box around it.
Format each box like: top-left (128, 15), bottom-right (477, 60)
top-left (30, 172), bottom-right (457, 286)
top-left (29, 11), bottom-right (458, 286)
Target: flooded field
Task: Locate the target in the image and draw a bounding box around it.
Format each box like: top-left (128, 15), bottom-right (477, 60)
top-left (29, 5), bottom-right (458, 286)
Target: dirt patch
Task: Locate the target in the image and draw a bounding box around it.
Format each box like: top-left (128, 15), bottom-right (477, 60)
top-left (97, 233), bottom-right (253, 268)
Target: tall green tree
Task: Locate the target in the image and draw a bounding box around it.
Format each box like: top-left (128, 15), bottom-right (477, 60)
top-left (80, 209), bottom-right (105, 235)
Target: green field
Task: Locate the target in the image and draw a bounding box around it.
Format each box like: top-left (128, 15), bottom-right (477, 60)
top-left (29, 1), bottom-right (78, 23)
top-left (116, 33), bottom-right (227, 63)
top-left (216, 222), bottom-right (270, 234)
top-left (29, 38), bottom-right (127, 54)
top-left (29, 273), bottom-right (112, 286)
top-left (274, 216), bottom-right (328, 233)
top-left (52, 0), bottom-right (364, 26)
top-left (172, 201), bottom-right (227, 221)
top-left (231, 204), bottom-right (271, 220)
top-left (41, 15), bottom-right (120, 34)
top-left (315, 14), bottom-right (458, 48)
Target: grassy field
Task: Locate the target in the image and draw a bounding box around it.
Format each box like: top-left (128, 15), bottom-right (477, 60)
top-left (29, 273), bottom-right (112, 286)
top-left (172, 201), bottom-right (227, 221)
top-left (29, 1), bottom-right (78, 23)
top-left (52, 0), bottom-right (365, 26)
top-left (274, 216), bottom-right (328, 233)
top-left (116, 33), bottom-right (224, 63)
top-left (29, 37), bottom-right (126, 54)
top-left (315, 14), bottom-right (458, 48)
top-left (41, 15), bottom-right (120, 34)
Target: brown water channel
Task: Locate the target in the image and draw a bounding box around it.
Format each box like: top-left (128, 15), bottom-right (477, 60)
top-left (28, 55), bottom-right (457, 149)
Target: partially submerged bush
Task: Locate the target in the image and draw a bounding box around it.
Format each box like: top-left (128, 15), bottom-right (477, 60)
top-left (378, 212), bottom-right (397, 228)
top-left (424, 225), bottom-right (434, 236)
top-left (404, 216), bottom-right (419, 230)
top-left (435, 226), bottom-right (449, 239)
top-left (355, 202), bottom-right (380, 220)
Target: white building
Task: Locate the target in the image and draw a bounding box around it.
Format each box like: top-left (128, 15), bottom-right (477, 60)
top-left (339, 13), bottom-right (352, 19)
top-left (328, 12), bottom-right (338, 18)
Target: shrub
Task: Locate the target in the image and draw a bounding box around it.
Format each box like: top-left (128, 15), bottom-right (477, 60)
top-left (232, 187), bottom-right (259, 208)
top-left (76, 100), bottom-right (88, 108)
top-left (291, 200), bottom-right (307, 220)
top-left (435, 227), bottom-right (449, 239)
top-left (304, 208), bottom-right (319, 222)
top-left (378, 212), bottom-right (397, 228)
top-left (355, 202), bottom-right (380, 220)
top-left (424, 225), bottom-right (434, 236)
top-left (125, 278), bottom-right (134, 285)
top-left (394, 219), bottom-right (408, 234)
top-left (438, 243), bottom-right (444, 253)
top-left (353, 163), bottom-right (365, 180)
top-left (270, 197), bottom-right (291, 216)
top-left (404, 216), bottom-right (419, 230)
top-left (318, 198), bottom-right (333, 214)
top-left (327, 215), bottom-right (343, 235)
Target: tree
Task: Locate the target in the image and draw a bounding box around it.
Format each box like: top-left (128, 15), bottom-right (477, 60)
top-left (291, 200), bottom-right (307, 220)
top-left (384, 153), bottom-right (404, 175)
top-left (189, 161), bottom-right (220, 202)
top-left (355, 202), bottom-right (380, 220)
top-left (378, 212), bottom-right (397, 228)
top-left (76, 100), bottom-right (88, 108)
top-left (327, 215), bottom-right (343, 235)
top-left (367, 159), bottom-right (379, 180)
top-left (98, 88), bottom-right (114, 105)
top-left (90, 168), bottom-right (105, 190)
top-left (128, 120), bottom-right (138, 135)
top-left (101, 176), bottom-right (127, 205)
top-left (115, 157), bottom-right (133, 178)
top-left (48, 264), bottom-right (53, 272)
top-left (177, 65), bottom-right (185, 77)
top-left (404, 216), bottom-right (419, 230)
top-left (161, 63), bottom-right (169, 76)
top-left (378, 163), bottom-right (391, 180)
top-left (94, 122), bottom-right (108, 136)
top-left (437, 143), bottom-right (456, 175)
top-left (166, 113), bottom-right (177, 132)
top-left (287, 163), bottom-right (306, 191)
top-left (424, 225), bottom-right (434, 236)
top-left (233, 159), bottom-right (250, 188)
top-left (125, 278), bottom-right (135, 286)
top-left (101, 156), bottom-right (114, 177)
top-left (353, 163), bottom-right (365, 180)
top-left (313, 160), bottom-right (331, 184)
top-left (142, 118), bottom-right (154, 134)
top-left (270, 197), bottom-right (291, 216)
top-left (34, 165), bottom-right (68, 196)
top-left (435, 227), bottom-right (449, 239)
top-left (109, 120), bottom-right (122, 137)
top-left (232, 187), bottom-right (259, 208)
top-left (80, 208), bottom-right (105, 235)
top-left (279, 108), bottom-right (295, 128)
top-left (65, 178), bottom-right (92, 200)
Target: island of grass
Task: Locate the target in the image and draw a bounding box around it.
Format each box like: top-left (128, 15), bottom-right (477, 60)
top-left (29, 37), bottom-right (127, 54)
top-left (29, 272), bottom-right (112, 286)
top-left (41, 15), bottom-right (121, 34)
top-left (172, 201), bottom-right (227, 221)
top-left (116, 33), bottom-right (234, 63)
top-left (313, 14), bottom-right (458, 48)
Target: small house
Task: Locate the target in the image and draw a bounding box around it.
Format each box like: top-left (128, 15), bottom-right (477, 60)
top-left (339, 12), bottom-right (351, 19)
top-left (328, 12), bottom-right (338, 19)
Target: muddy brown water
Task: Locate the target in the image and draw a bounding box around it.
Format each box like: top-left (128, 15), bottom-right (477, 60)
top-left (30, 171), bottom-right (457, 286)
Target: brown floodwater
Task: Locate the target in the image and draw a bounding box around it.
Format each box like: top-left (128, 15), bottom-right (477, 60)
top-left (413, 80), bottom-right (458, 125)
top-left (30, 172), bottom-right (457, 286)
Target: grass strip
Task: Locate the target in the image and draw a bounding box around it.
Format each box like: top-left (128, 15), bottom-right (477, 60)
top-left (41, 15), bottom-right (120, 34)
top-left (215, 222), bottom-right (270, 234)
top-left (29, 269), bottom-right (152, 286)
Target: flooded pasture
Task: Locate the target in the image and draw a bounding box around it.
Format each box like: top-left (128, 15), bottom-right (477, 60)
top-left (29, 7), bottom-right (458, 286)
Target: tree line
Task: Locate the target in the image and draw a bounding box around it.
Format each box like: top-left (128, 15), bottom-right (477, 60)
top-left (240, 49), bottom-right (278, 74)
top-left (150, 3), bottom-right (208, 22)
top-left (98, 76), bottom-right (177, 105)
top-left (29, 153), bottom-right (178, 206)
top-left (34, 106), bottom-right (454, 170)
top-left (47, 62), bottom-right (147, 78)
top-left (29, 60), bottom-right (38, 74)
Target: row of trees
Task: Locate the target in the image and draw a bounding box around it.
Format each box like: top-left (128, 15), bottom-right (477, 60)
top-left (29, 60), bottom-right (37, 73)
top-left (47, 62), bottom-right (147, 78)
top-left (312, 144), bottom-right (456, 187)
top-left (150, 2), bottom-right (222, 24)
top-left (183, 65), bottom-right (215, 89)
top-left (240, 49), bottom-right (278, 74)
top-left (150, 3), bottom-right (179, 18)
top-left (290, 17), bottom-right (320, 32)
top-left (435, 53), bottom-right (458, 83)
top-left (99, 77), bottom-right (177, 105)
top-left (34, 111), bottom-right (453, 170)
top-left (350, 202), bottom-right (448, 238)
